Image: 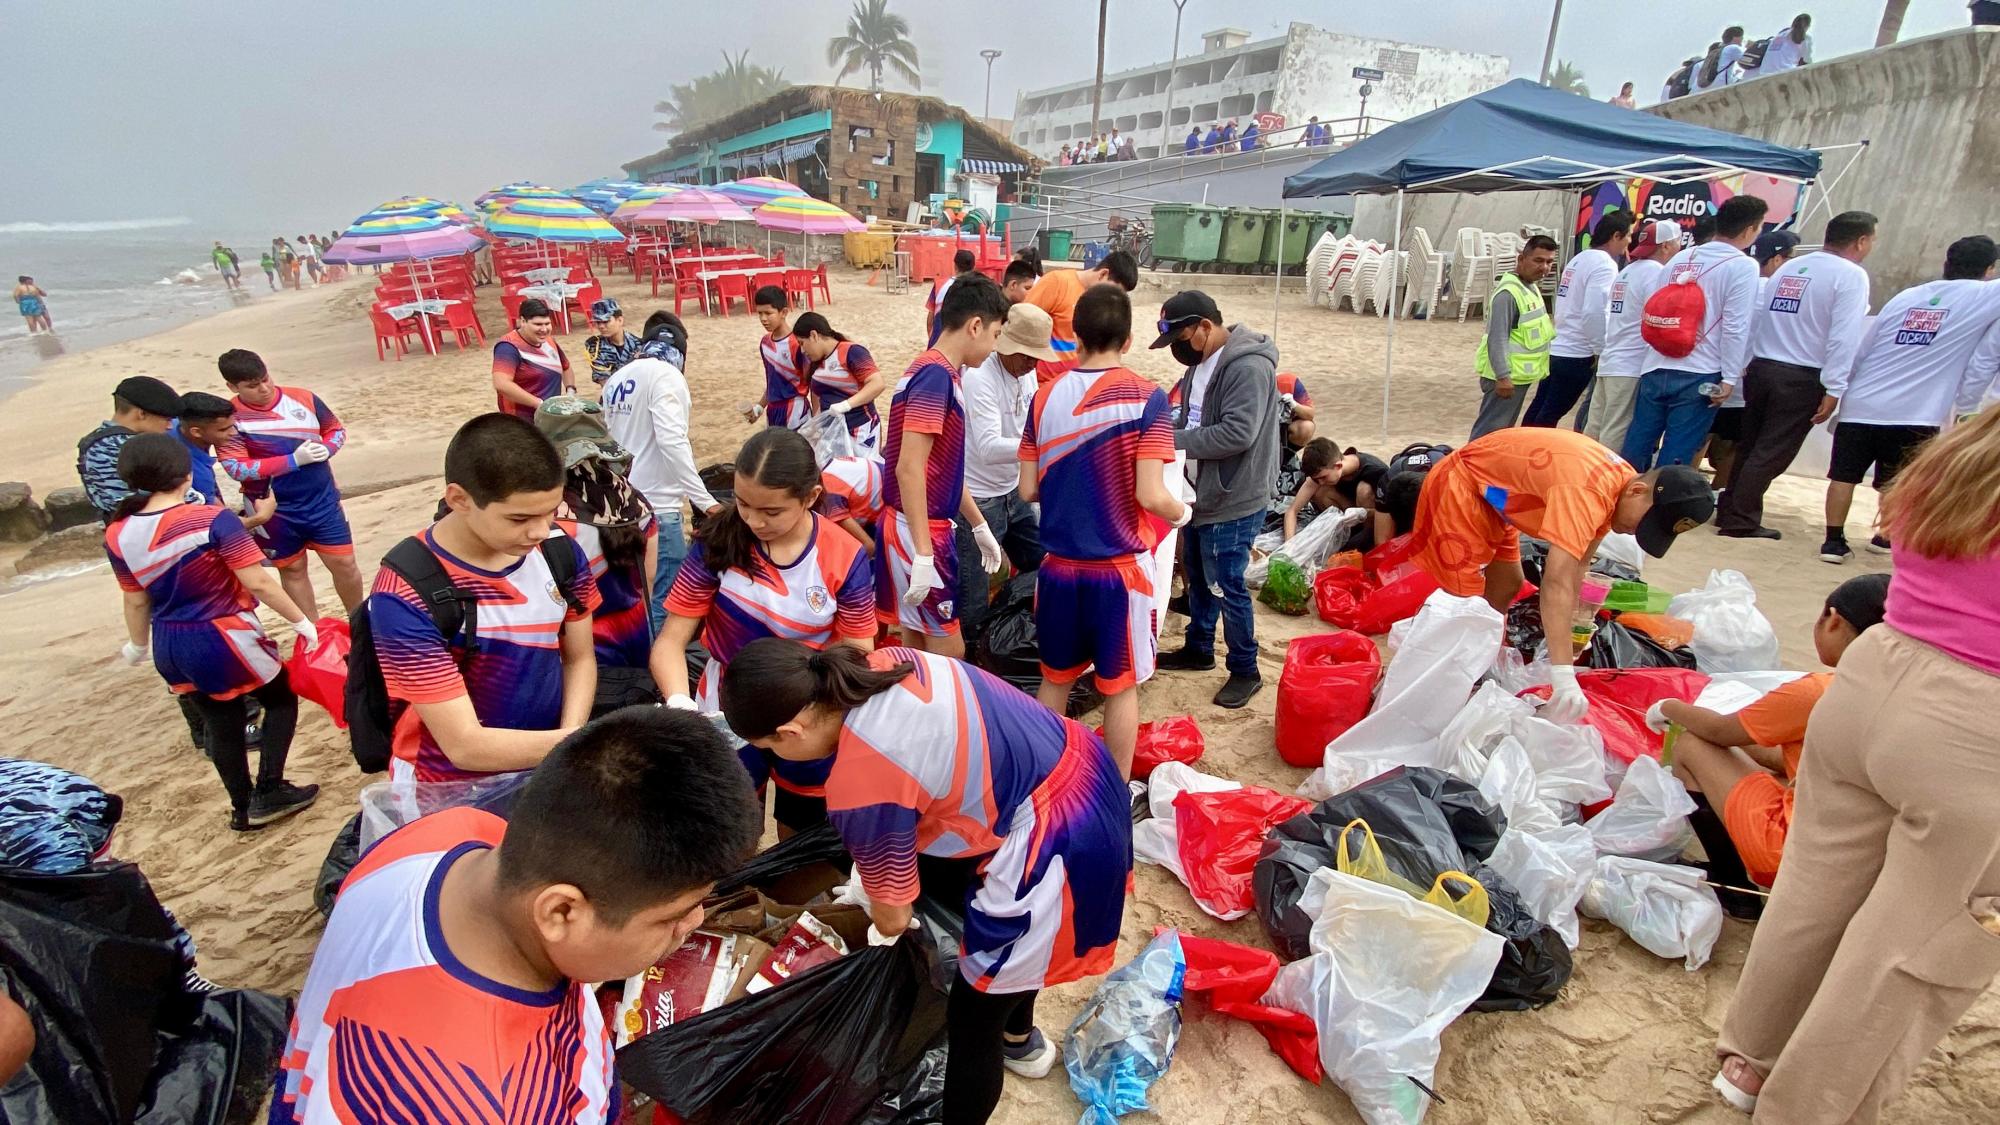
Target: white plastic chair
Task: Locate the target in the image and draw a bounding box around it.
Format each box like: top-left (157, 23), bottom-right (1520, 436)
top-left (1340, 250), bottom-right (1380, 313)
top-left (1401, 227), bottom-right (1447, 319)
top-left (1306, 232), bottom-right (1342, 307)
top-left (1363, 250), bottom-right (1406, 317)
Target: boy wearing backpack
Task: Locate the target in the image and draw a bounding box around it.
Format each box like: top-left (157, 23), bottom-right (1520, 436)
top-left (1622, 195), bottom-right (1766, 472)
top-left (351, 414), bottom-right (600, 783)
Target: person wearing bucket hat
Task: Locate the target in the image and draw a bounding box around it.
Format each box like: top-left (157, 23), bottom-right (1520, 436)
top-left (1408, 428), bottom-right (1715, 722)
top-left (583, 298), bottom-right (643, 385)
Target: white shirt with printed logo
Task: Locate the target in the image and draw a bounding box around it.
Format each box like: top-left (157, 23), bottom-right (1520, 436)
top-left (1833, 279), bottom-right (2000, 425)
top-left (1551, 247), bottom-right (1619, 358)
top-left (1748, 251), bottom-right (1872, 378)
top-left (1643, 241), bottom-right (1761, 384)
top-left (1599, 259), bottom-right (1669, 377)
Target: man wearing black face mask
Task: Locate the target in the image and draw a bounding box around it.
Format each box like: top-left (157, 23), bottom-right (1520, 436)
top-left (1151, 291), bottom-right (1281, 708)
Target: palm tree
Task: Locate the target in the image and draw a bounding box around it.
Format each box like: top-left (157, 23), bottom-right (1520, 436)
top-left (1089, 0), bottom-right (1109, 141)
top-left (825, 0), bottom-right (921, 92)
top-left (1549, 59), bottom-right (1590, 98)
top-left (1876, 0), bottom-right (1909, 46)
top-left (654, 51), bottom-right (790, 134)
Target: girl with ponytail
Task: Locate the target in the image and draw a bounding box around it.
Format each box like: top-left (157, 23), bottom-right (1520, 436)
top-left (719, 637), bottom-right (1133, 1125)
top-left (793, 311), bottom-right (886, 451)
top-left (649, 427), bottom-right (877, 831)
top-left (103, 432), bottom-right (321, 832)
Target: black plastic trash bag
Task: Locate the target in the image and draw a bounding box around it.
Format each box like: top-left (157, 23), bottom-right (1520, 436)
top-left (314, 812), bottom-right (363, 917)
top-left (974, 573), bottom-right (1103, 718)
top-left (136, 987), bottom-right (294, 1125)
top-left (1465, 863), bottom-right (1573, 1012)
top-left (1517, 536), bottom-right (1551, 585)
top-left (1505, 598), bottom-right (1546, 659)
top-left (713, 820), bottom-right (852, 896)
top-left (1583, 620), bottom-right (1698, 671)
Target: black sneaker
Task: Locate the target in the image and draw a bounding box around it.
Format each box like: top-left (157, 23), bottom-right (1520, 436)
top-left (1867, 535), bottom-right (1892, 555)
top-left (1155, 647), bottom-right (1216, 672)
top-left (244, 781), bottom-right (319, 828)
top-left (1214, 674), bottom-right (1264, 709)
top-left (1717, 526), bottom-right (1782, 540)
top-left (1818, 538), bottom-right (1852, 564)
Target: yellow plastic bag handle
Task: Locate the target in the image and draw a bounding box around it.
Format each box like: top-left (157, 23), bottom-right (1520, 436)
top-left (1425, 870), bottom-right (1492, 929)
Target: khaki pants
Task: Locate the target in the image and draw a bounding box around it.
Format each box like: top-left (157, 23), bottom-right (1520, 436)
top-left (1717, 626), bottom-right (2000, 1123)
top-left (1581, 375), bottom-right (1641, 454)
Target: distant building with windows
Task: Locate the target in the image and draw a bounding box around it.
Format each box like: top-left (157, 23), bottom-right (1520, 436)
top-left (1011, 23), bottom-right (1511, 160)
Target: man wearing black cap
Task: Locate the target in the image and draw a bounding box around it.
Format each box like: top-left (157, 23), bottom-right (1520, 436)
top-left (582, 298), bottom-right (643, 385)
top-left (77, 376), bottom-right (181, 523)
top-left (1407, 428), bottom-right (1715, 721)
top-left (1151, 290), bottom-right (1280, 708)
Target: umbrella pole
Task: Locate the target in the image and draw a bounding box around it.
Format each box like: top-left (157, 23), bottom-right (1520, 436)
top-left (1381, 188), bottom-right (1405, 444)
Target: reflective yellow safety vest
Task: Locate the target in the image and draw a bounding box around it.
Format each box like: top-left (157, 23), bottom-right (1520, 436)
top-left (1475, 273), bottom-right (1555, 385)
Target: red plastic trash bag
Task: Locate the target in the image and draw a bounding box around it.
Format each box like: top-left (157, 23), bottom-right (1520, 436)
top-left (1131, 716), bottom-right (1205, 779)
top-left (1521, 667), bottom-right (1708, 765)
top-left (1177, 932), bottom-right (1323, 1084)
top-left (1313, 567), bottom-right (1376, 629)
top-left (287, 618), bottom-right (352, 729)
top-left (1364, 531), bottom-right (1417, 580)
top-left (1274, 632), bottom-right (1382, 767)
top-left (1174, 786), bottom-right (1314, 921)
top-left (1351, 569), bottom-right (1442, 636)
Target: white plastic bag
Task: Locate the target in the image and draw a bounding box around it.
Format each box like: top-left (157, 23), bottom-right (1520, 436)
top-left (1440, 681), bottom-right (1533, 780)
top-left (1667, 570), bottom-right (1781, 673)
top-left (1694, 670), bottom-right (1807, 714)
top-left (1487, 646), bottom-right (1552, 695)
top-left (1131, 762), bottom-right (1241, 885)
top-left (1586, 755), bottom-right (1696, 861)
top-left (358, 771), bottom-right (534, 848)
top-left (1475, 736), bottom-right (1562, 836)
top-left (801, 409), bottom-right (856, 468)
top-left (1578, 855), bottom-right (1724, 969)
top-left (1262, 870), bottom-right (1504, 1125)
top-left (1147, 453), bottom-right (1192, 639)
top-left (1485, 825), bottom-right (1598, 949)
top-left (1593, 532), bottom-right (1644, 578)
top-left (1440, 681), bottom-right (1610, 808)
top-left (1246, 506), bottom-right (1367, 586)
top-left (1300, 592), bottom-right (1503, 800)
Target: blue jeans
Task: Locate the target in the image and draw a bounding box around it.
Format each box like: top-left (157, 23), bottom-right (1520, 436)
top-left (1181, 510), bottom-right (1262, 677)
top-left (954, 491), bottom-right (1045, 642)
top-left (648, 510), bottom-right (688, 635)
top-left (1621, 369), bottom-right (1720, 471)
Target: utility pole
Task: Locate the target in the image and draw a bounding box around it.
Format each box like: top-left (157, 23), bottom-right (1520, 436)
top-left (1538, 0), bottom-right (1565, 84)
top-left (1160, 0), bottom-right (1190, 156)
top-left (1090, 0), bottom-right (1110, 142)
top-left (980, 49), bottom-right (1003, 119)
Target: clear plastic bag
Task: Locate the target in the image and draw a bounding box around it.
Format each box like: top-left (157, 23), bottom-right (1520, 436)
top-left (1441, 681), bottom-right (1610, 808)
top-left (801, 409), bottom-right (857, 468)
top-left (1064, 930), bottom-right (1187, 1125)
top-left (1484, 825), bottom-right (1597, 949)
top-left (1578, 855), bottom-right (1723, 969)
top-left (1667, 569), bottom-right (1781, 674)
top-left (1474, 736), bottom-right (1562, 836)
top-left (357, 770), bottom-right (534, 848)
top-left (1585, 754), bottom-right (1695, 862)
top-left (1247, 506), bottom-right (1367, 586)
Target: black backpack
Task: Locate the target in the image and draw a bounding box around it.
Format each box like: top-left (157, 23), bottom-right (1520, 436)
top-left (1388, 441), bottom-right (1453, 476)
top-left (343, 535), bottom-right (583, 773)
top-left (1741, 37), bottom-right (1771, 71)
top-left (1666, 58), bottom-right (1698, 99)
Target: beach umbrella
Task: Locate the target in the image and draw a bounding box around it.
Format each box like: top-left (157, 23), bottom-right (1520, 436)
top-left (610, 183), bottom-right (687, 223)
top-left (571, 179), bottom-right (649, 216)
top-left (476, 183), bottom-right (570, 212)
top-left (625, 187), bottom-right (756, 225)
top-left (712, 176), bottom-right (806, 208)
top-left (485, 197), bottom-right (626, 243)
top-left (751, 195), bottom-right (866, 234)
top-left (324, 213), bottom-right (484, 353)
top-left (362, 197), bottom-right (481, 226)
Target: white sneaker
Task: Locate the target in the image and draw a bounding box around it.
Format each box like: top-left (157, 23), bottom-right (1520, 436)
top-left (1002, 1027), bottom-right (1059, 1079)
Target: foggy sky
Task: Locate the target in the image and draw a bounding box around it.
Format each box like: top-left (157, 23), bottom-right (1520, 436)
top-left (0, 0), bottom-right (1971, 231)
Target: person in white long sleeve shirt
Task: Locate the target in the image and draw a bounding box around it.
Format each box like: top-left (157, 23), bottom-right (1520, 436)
top-left (1819, 235), bottom-right (2000, 562)
top-left (1705, 232), bottom-right (1800, 492)
top-left (1621, 195), bottom-right (1766, 471)
top-left (952, 302), bottom-right (1059, 639)
top-left (1589, 219), bottom-right (1682, 453)
top-left (1712, 214), bottom-right (1876, 539)
top-left (1749, 14), bottom-right (1813, 76)
top-left (1526, 213), bottom-right (1632, 429)
top-left (598, 312), bottom-right (721, 630)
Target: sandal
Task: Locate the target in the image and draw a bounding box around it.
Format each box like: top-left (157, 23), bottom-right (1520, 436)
top-left (1712, 1055), bottom-right (1763, 1113)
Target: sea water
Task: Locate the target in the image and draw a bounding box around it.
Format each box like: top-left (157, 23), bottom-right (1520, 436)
top-left (0, 218), bottom-right (300, 400)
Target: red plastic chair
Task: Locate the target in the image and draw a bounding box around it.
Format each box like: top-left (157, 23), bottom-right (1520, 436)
top-left (712, 274), bottom-right (750, 318)
top-left (672, 274), bottom-right (706, 317)
top-left (770, 249), bottom-right (787, 266)
top-left (368, 307), bottom-right (410, 361)
top-left (752, 271), bottom-right (786, 298)
top-left (500, 292), bottom-right (524, 329)
top-left (783, 268), bottom-right (816, 310)
top-left (814, 262), bottom-right (833, 305)
top-left (440, 302), bottom-right (486, 347)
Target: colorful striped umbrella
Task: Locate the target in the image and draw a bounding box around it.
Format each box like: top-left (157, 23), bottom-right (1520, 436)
top-left (485, 199), bottom-right (625, 243)
top-left (324, 213), bottom-right (485, 264)
top-left (475, 183), bottom-right (570, 211)
top-left (610, 183), bottom-right (688, 222)
top-left (366, 197), bottom-right (480, 226)
top-left (625, 187), bottom-right (755, 226)
top-left (751, 195), bottom-right (866, 234)
top-left (571, 179), bottom-right (649, 215)
top-left (713, 176), bottom-right (807, 208)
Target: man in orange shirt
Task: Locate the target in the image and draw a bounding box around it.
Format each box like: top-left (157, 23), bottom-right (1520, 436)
top-left (1408, 428), bottom-right (1714, 719)
top-left (1023, 250), bottom-right (1139, 382)
top-left (1648, 573), bottom-right (1889, 916)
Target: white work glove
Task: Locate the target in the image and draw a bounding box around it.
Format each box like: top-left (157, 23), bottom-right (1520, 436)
top-left (290, 617), bottom-right (320, 653)
top-left (828, 399), bottom-right (854, 415)
top-left (972, 522), bottom-right (1004, 572)
top-left (666, 693), bottom-right (699, 712)
top-left (1281, 393), bottom-right (1297, 409)
top-left (1170, 503), bottom-right (1194, 530)
top-left (867, 917), bottom-right (921, 947)
top-left (903, 555), bottom-right (942, 606)
top-left (119, 641), bottom-right (149, 666)
top-left (294, 441), bottom-right (332, 466)
top-left (1540, 664), bottom-right (1589, 724)
top-left (1644, 700), bottom-right (1673, 734)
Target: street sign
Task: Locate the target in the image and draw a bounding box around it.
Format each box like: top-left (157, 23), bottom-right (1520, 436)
top-left (1352, 66), bottom-right (1385, 82)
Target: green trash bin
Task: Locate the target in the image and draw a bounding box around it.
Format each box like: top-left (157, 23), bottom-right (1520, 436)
top-left (1150, 203), bottom-right (1225, 265)
top-left (1261, 210), bottom-right (1312, 268)
top-left (1037, 228), bottom-right (1074, 262)
top-left (1218, 208), bottom-right (1266, 267)
top-left (1302, 212), bottom-right (1336, 251)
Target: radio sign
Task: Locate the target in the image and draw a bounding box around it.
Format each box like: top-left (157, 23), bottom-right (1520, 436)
top-left (1352, 66), bottom-right (1386, 82)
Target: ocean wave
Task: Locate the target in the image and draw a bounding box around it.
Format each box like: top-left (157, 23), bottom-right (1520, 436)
top-left (0, 217), bottom-right (195, 235)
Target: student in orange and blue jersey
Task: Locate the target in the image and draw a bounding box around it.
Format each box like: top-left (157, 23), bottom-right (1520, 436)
top-left (1275, 370), bottom-right (1316, 449)
top-left (270, 706), bottom-right (762, 1125)
top-left (366, 415), bottom-right (601, 785)
top-left (1019, 284), bottom-right (1189, 778)
top-left (753, 286), bottom-right (814, 429)
top-left (879, 275), bottom-right (1011, 657)
top-left (722, 641), bottom-right (1132, 1125)
top-left (651, 428), bottom-right (878, 833)
top-left (926, 249), bottom-right (979, 346)
top-left (214, 348), bottom-right (364, 621)
top-left (103, 433), bottom-right (322, 832)
top-left (821, 453), bottom-right (886, 554)
top-left (490, 299), bottom-right (573, 420)
top-left (794, 311), bottom-right (889, 451)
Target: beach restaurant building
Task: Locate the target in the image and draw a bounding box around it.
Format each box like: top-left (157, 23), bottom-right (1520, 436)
top-left (622, 85), bottom-right (1039, 224)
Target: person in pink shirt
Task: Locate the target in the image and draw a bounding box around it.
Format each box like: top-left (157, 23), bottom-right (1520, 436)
top-left (1714, 408), bottom-right (2000, 1121)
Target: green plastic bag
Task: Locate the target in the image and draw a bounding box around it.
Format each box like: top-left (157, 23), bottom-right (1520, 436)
top-left (1604, 580), bottom-right (1671, 615)
top-left (1259, 558), bottom-right (1312, 616)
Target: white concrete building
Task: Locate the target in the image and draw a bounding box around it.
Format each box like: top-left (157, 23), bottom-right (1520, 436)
top-left (1011, 23), bottom-right (1513, 160)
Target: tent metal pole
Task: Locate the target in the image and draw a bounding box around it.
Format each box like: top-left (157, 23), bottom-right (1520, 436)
top-left (1382, 189), bottom-right (1404, 443)
top-left (1272, 204), bottom-right (1285, 346)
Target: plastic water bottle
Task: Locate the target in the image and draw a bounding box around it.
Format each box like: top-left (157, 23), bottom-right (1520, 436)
top-left (1697, 382), bottom-right (1722, 397)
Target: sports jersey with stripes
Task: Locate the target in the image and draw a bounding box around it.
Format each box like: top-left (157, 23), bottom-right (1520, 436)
top-left (557, 515), bottom-right (656, 669)
top-left (269, 808), bottom-right (615, 1125)
top-left (106, 503), bottom-right (281, 699)
top-left (761, 332), bottom-right (813, 430)
top-left (491, 331), bottom-right (570, 420)
top-left (826, 649), bottom-right (1131, 992)
top-left (218, 386), bottom-right (353, 563)
top-left (1021, 366), bottom-right (1174, 559)
top-left (808, 340), bottom-right (881, 444)
top-left (821, 456), bottom-right (886, 528)
top-left (882, 349), bottom-right (967, 521)
top-left (367, 528), bottom-right (600, 784)
top-left (1275, 372), bottom-right (1311, 407)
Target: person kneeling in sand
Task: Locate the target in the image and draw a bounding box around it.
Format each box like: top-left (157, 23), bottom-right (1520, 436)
top-left (269, 707), bottom-right (761, 1123)
top-left (1282, 437), bottom-right (1390, 548)
top-left (1647, 573), bottom-right (1890, 918)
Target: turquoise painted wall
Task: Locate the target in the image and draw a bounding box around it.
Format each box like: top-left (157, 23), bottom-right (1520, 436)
top-left (919, 118), bottom-right (964, 180)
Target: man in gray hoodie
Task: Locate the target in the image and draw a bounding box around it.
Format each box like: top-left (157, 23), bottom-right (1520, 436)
top-left (1150, 291), bottom-right (1281, 708)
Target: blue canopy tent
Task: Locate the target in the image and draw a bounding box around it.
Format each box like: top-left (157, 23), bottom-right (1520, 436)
top-left (1279, 78), bottom-right (1823, 437)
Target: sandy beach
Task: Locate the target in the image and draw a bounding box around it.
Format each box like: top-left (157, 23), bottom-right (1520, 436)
top-left (2, 262), bottom-right (1991, 1124)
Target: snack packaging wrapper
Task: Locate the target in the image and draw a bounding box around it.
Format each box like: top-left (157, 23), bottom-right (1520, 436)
top-left (747, 910), bottom-right (850, 994)
top-left (616, 930), bottom-right (764, 1047)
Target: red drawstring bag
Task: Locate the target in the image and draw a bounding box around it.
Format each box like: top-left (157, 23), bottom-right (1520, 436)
top-left (286, 617), bottom-right (352, 729)
top-left (1128, 715), bottom-right (1205, 779)
top-left (1640, 259), bottom-right (1727, 358)
top-left (1274, 632), bottom-right (1382, 767)
top-left (1521, 667), bottom-right (1709, 765)
top-left (1177, 932), bottom-right (1323, 1084)
top-left (1174, 786), bottom-right (1314, 920)
top-left (1351, 569), bottom-right (1442, 635)
top-left (1313, 566), bottom-right (1376, 628)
